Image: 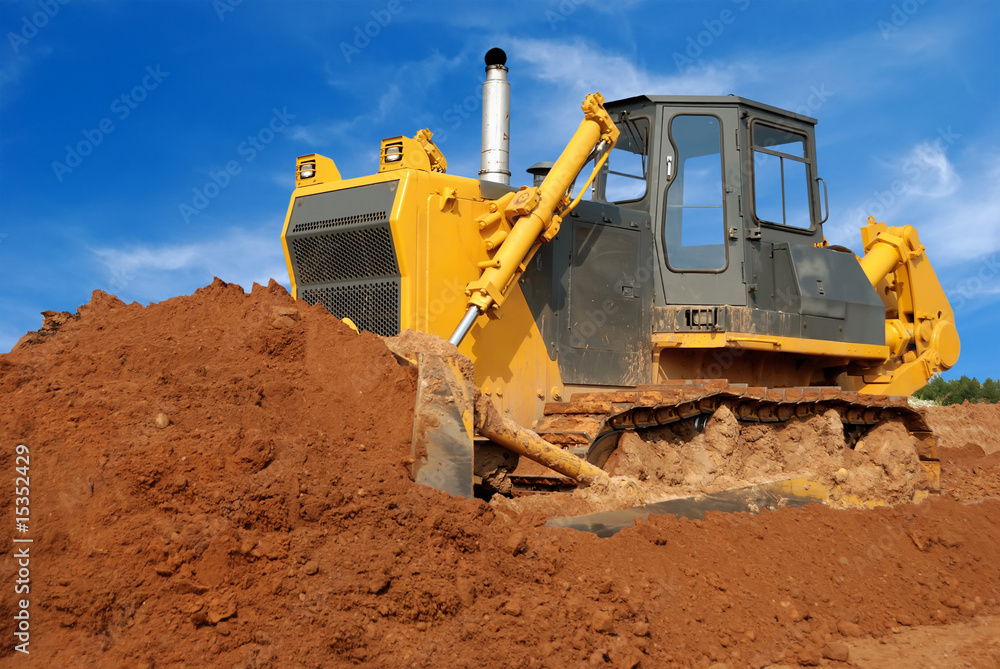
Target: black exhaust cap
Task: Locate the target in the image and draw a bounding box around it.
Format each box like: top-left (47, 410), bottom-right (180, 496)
top-left (485, 47), bottom-right (507, 67)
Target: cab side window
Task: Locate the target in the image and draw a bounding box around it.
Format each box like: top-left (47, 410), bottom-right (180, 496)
top-left (751, 123), bottom-right (812, 229)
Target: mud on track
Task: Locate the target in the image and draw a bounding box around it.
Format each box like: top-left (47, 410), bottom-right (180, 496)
top-left (1, 281), bottom-right (998, 668)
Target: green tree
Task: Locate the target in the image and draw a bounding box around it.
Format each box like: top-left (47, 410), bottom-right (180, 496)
top-left (913, 375), bottom-right (999, 405)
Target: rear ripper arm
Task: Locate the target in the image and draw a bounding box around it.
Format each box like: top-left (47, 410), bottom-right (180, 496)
top-left (856, 218), bottom-right (960, 395)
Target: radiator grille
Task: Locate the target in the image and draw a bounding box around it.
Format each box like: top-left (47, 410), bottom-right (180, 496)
top-left (300, 280), bottom-right (400, 337)
top-left (291, 226), bottom-right (398, 284)
top-left (291, 210), bottom-right (387, 234)
top-left (286, 182), bottom-right (401, 337)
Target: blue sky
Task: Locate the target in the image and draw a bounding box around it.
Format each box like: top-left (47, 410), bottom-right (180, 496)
top-left (1, 0), bottom-right (997, 381)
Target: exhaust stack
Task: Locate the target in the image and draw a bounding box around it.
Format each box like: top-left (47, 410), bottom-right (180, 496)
top-left (479, 48), bottom-right (510, 185)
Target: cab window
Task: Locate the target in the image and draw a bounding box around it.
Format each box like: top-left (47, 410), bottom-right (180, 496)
top-left (603, 117), bottom-right (648, 202)
top-left (751, 123), bottom-right (812, 229)
top-left (664, 114), bottom-right (726, 271)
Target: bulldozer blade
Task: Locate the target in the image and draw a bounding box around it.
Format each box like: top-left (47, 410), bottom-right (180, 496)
top-left (409, 352), bottom-right (476, 498)
top-left (545, 478), bottom-right (829, 538)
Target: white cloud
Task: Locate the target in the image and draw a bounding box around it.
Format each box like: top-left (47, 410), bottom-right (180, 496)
top-left (915, 164), bottom-right (1000, 267)
top-left (898, 141), bottom-right (960, 198)
top-left (507, 36), bottom-right (745, 101)
top-left (89, 227), bottom-right (289, 304)
top-left (374, 84), bottom-right (401, 122)
top-left (830, 142), bottom-right (998, 267)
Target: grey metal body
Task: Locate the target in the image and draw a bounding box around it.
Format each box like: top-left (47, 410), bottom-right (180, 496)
top-left (520, 95), bottom-right (886, 387)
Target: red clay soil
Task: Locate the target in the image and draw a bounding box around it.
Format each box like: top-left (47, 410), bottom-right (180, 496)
top-left (2, 281), bottom-right (999, 668)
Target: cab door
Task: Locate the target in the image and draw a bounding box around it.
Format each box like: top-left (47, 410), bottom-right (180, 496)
top-left (656, 107), bottom-right (745, 306)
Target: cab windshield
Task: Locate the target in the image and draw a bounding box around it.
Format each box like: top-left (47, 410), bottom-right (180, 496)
top-left (601, 116), bottom-right (648, 203)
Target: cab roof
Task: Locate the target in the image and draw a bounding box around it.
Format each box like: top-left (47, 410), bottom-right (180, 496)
top-left (605, 95), bottom-right (818, 125)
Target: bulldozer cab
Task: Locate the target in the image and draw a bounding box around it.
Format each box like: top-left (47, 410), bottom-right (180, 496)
top-left (596, 96), bottom-right (827, 309)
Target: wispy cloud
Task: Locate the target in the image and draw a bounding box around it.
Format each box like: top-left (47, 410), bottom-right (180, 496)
top-left (290, 83), bottom-right (403, 146)
top-left (915, 160), bottom-right (1000, 268)
top-left (89, 227), bottom-right (289, 304)
top-left (830, 141), bottom-right (998, 268)
top-left (507, 36), bottom-right (746, 100)
top-left (898, 141), bottom-right (960, 198)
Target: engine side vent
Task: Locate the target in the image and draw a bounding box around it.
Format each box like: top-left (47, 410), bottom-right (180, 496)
top-left (684, 307), bottom-right (719, 330)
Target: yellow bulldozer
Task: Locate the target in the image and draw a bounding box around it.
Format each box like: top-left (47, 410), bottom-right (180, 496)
top-left (279, 49), bottom-right (959, 533)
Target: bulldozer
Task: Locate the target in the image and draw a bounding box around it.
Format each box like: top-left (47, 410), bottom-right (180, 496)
top-left (279, 49), bottom-right (959, 533)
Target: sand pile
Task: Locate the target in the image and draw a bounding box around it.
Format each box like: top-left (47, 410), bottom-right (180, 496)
top-left (609, 407), bottom-right (928, 505)
top-left (2, 281), bottom-right (999, 668)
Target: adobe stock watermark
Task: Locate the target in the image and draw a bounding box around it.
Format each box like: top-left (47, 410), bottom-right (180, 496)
top-left (340, 0), bottom-right (412, 64)
top-left (213, 0), bottom-right (243, 21)
top-left (13, 443), bottom-right (33, 654)
top-left (713, 82), bottom-right (834, 194)
top-left (878, 0), bottom-right (931, 40)
top-left (544, 0), bottom-right (586, 30)
top-left (672, 0), bottom-right (753, 73)
top-left (847, 126), bottom-right (960, 223)
top-left (178, 107), bottom-right (296, 224)
top-left (425, 83), bottom-right (486, 146)
top-left (108, 263), bottom-right (134, 292)
top-left (51, 65), bottom-right (170, 182)
top-left (951, 253), bottom-right (999, 312)
top-left (568, 254), bottom-right (656, 349)
top-left (7, 0), bottom-right (71, 54)
top-left (790, 84), bottom-right (833, 118)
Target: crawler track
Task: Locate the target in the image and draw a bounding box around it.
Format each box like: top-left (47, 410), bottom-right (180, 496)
top-left (510, 381), bottom-right (939, 492)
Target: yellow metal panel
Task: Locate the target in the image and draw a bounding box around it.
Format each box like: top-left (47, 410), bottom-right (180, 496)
top-left (374, 169), bottom-right (565, 427)
top-left (279, 195), bottom-right (298, 299)
top-left (857, 218), bottom-right (960, 394)
top-left (652, 331), bottom-right (889, 361)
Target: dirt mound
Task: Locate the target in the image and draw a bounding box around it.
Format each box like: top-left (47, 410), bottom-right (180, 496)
top-left (938, 444), bottom-right (1000, 502)
top-left (924, 402), bottom-right (1000, 455)
top-left (2, 281), bottom-right (1000, 668)
top-left (11, 309), bottom-right (78, 350)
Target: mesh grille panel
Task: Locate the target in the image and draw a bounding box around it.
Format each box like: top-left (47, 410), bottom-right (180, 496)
top-left (301, 280), bottom-right (400, 337)
top-left (291, 226), bottom-right (397, 284)
top-left (291, 211), bottom-right (387, 234)
top-left (286, 182), bottom-right (402, 338)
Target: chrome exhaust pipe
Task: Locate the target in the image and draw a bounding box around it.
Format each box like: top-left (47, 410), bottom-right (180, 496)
top-left (479, 48), bottom-right (510, 185)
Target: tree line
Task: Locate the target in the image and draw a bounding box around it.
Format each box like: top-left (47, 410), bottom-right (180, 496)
top-left (913, 375), bottom-right (1000, 405)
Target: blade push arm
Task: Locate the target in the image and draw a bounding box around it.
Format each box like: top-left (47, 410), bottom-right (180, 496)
top-left (449, 92), bottom-right (620, 346)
